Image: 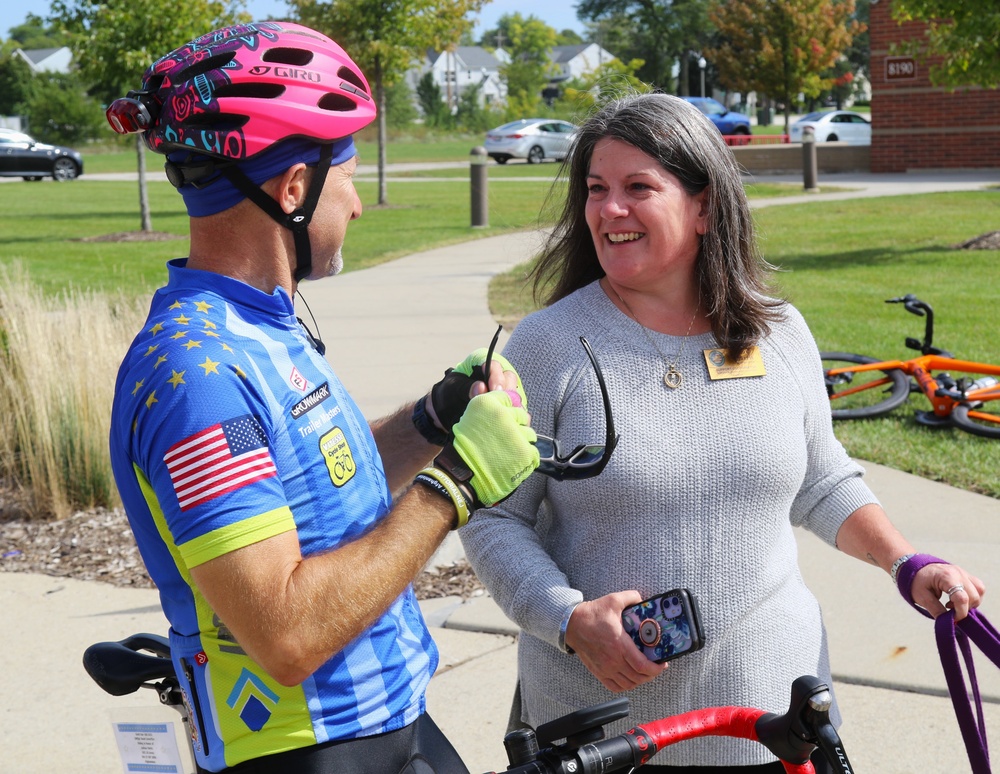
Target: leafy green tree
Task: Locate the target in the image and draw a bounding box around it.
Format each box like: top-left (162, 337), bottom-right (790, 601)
top-left (383, 77), bottom-right (418, 130)
top-left (25, 71), bottom-right (105, 144)
top-left (707, 0), bottom-right (864, 133)
top-left (416, 70), bottom-right (449, 128)
top-left (5, 14), bottom-right (66, 49)
top-left (291, 0), bottom-right (484, 205)
top-left (556, 57), bottom-right (652, 118)
top-left (52, 0), bottom-right (245, 232)
top-left (0, 53), bottom-right (37, 116)
top-left (891, 0), bottom-right (1000, 88)
top-left (576, 0), bottom-right (712, 91)
top-left (485, 13), bottom-right (557, 117)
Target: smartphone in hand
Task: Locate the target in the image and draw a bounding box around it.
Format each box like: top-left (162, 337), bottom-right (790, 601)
top-left (621, 589), bottom-right (704, 663)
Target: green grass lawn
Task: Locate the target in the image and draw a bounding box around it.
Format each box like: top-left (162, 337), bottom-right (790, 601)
top-left (489, 190), bottom-right (1000, 498)
top-left (1, 171), bottom-right (997, 498)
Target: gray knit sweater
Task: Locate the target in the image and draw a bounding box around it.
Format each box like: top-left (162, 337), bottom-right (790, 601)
top-left (460, 281), bottom-right (879, 767)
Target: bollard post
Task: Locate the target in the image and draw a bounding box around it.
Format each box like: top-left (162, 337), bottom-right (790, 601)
top-left (801, 125), bottom-right (819, 193)
top-left (470, 146), bottom-right (489, 228)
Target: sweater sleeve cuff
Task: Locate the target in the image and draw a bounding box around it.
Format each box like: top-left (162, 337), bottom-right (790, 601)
top-left (810, 476), bottom-right (881, 547)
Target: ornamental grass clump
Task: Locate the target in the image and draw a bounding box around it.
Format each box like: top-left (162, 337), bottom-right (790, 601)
top-left (0, 265), bottom-right (146, 519)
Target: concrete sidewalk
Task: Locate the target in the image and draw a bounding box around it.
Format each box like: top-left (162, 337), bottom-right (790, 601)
top-left (3, 169), bottom-right (1000, 774)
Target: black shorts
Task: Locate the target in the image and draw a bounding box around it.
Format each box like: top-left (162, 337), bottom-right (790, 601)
top-left (218, 713), bottom-right (469, 774)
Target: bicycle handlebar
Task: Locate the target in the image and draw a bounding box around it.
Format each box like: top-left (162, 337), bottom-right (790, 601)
top-left (488, 675), bottom-right (853, 774)
top-left (84, 637), bottom-right (853, 774)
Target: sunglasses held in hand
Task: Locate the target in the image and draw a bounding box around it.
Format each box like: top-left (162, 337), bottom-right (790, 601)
top-left (481, 326), bottom-right (619, 481)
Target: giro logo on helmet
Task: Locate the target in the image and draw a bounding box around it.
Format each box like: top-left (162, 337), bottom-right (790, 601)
top-left (248, 65), bottom-right (322, 83)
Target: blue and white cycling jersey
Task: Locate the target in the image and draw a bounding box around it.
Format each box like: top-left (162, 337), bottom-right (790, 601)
top-left (109, 259), bottom-right (438, 772)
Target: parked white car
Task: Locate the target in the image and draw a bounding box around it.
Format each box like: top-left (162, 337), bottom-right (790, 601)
top-left (484, 119), bottom-right (578, 164)
top-left (789, 111), bottom-right (871, 145)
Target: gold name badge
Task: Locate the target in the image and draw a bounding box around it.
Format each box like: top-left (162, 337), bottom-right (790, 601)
top-left (702, 346), bottom-right (766, 380)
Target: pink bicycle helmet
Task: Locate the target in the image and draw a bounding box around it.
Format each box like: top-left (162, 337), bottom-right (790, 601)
top-left (107, 21), bottom-right (375, 159)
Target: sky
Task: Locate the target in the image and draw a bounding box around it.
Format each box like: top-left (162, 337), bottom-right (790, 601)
top-left (2, 0), bottom-right (585, 43)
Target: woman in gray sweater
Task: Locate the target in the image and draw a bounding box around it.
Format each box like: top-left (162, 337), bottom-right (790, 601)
top-left (459, 93), bottom-right (984, 772)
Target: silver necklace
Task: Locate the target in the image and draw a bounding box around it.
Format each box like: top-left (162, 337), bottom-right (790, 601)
top-left (612, 287), bottom-right (698, 389)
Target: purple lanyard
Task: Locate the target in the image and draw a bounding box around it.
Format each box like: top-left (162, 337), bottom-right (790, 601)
top-left (897, 554), bottom-right (1000, 774)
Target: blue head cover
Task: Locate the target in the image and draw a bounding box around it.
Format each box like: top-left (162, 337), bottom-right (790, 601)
top-left (168, 136), bottom-right (357, 217)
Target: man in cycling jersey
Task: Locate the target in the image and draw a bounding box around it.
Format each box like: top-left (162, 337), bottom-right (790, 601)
top-left (106, 21), bottom-right (538, 774)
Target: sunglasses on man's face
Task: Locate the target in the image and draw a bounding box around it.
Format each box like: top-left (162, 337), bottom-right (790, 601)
top-left (481, 326), bottom-right (619, 481)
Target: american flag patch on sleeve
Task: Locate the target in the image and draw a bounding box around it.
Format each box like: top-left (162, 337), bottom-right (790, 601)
top-left (164, 415), bottom-right (278, 511)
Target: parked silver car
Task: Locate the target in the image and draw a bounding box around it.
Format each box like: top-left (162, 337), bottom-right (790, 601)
top-left (484, 119), bottom-right (577, 164)
top-left (789, 111), bottom-right (871, 145)
top-left (0, 128), bottom-right (84, 181)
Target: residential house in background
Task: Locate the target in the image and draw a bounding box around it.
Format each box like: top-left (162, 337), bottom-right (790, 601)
top-left (548, 43), bottom-right (615, 85)
top-left (15, 46), bottom-right (73, 74)
top-left (407, 46), bottom-right (510, 114)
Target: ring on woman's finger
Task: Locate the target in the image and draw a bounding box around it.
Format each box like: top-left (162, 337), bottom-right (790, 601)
top-left (946, 584), bottom-right (966, 596)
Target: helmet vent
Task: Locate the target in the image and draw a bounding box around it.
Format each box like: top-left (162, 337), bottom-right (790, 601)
top-left (174, 52), bottom-right (238, 84)
top-left (318, 93), bottom-right (359, 113)
top-left (214, 83), bottom-right (286, 100)
top-left (262, 47), bottom-right (314, 66)
top-left (337, 66), bottom-right (368, 96)
top-left (184, 112), bottom-right (249, 132)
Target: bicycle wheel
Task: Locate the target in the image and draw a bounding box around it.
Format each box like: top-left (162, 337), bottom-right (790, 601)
top-left (951, 398), bottom-right (1000, 439)
top-left (821, 352), bottom-right (911, 419)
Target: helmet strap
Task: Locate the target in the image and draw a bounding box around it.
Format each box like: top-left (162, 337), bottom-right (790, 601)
top-left (219, 143), bottom-right (335, 283)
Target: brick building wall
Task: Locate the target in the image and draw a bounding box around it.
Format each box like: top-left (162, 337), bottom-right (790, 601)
top-left (870, 0), bottom-right (1000, 172)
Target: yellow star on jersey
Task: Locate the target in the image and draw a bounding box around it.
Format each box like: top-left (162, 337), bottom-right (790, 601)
top-left (131, 379), bottom-right (145, 396)
top-left (221, 342), bottom-right (235, 353)
top-left (148, 322), bottom-right (165, 336)
top-left (199, 357), bottom-right (220, 375)
top-left (173, 313), bottom-right (192, 326)
top-left (144, 344), bottom-right (159, 357)
top-left (233, 365), bottom-right (247, 380)
top-left (194, 300), bottom-right (213, 314)
top-left (183, 339), bottom-right (203, 350)
top-left (170, 330), bottom-right (188, 340)
top-left (154, 355), bottom-right (168, 369)
top-left (168, 301), bottom-right (184, 310)
top-left (145, 391), bottom-right (158, 409)
top-left (167, 369), bottom-right (186, 389)
top-left (204, 331), bottom-right (221, 339)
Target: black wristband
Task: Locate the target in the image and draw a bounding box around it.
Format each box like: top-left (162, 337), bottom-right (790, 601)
top-left (411, 395), bottom-right (448, 446)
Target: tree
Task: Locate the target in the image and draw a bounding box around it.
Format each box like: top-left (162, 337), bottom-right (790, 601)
top-left (0, 53), bottom-right (36, 116)
top-left (707, 0), bottom-right (864, 133)
top-left (52, 0), bottom-right (245, 233)
top-left (556, 57), bottom-right (652, 118)
top-left (891, 0), bottom-right (1000, 88)
top-left (25, 72), bottom-right (105, 145)
top-left (416, 70), bottom-right (449, 127)
top-left (576, 0), bottom-right (713, 91)
top-left (481, 13), bottom-right (557, 117)
top-left (290, 0), bottom-right (484, 206)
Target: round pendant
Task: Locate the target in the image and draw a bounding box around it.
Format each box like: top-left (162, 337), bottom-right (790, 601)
top-left (664, 369), bottom-right (682, 389)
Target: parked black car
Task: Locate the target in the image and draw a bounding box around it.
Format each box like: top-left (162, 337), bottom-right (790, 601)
top-left (0, 128), bottom-right (84, 181)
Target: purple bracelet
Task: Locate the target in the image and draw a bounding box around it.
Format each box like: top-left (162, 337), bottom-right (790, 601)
top-left (896, 553), bottom-right (950, 616)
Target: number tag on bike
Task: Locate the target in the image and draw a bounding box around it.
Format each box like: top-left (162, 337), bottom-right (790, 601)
top-left (702, 347), bottom-right (766, 380)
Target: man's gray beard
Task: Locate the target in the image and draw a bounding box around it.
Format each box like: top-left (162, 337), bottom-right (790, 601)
top-left (327, 249), bottom-right (344, 277)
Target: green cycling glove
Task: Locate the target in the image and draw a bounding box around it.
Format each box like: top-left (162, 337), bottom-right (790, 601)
top-left (415, 338), bottom-right (528, 445)
top-left (433, 389), bottom-right (539, 509)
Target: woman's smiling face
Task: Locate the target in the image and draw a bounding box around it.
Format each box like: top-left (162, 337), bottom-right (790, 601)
top-left (585, 137), bottom-right (708, 291)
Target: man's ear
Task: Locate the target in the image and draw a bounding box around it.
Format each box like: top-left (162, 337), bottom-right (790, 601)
top-left (271, 163), bottom-right (311, 214)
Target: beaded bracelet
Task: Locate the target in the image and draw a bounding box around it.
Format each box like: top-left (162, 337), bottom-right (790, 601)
top-left (414, 466), bottom-right (472, 529)
top-left (411, 396), bottom-right (449, 446)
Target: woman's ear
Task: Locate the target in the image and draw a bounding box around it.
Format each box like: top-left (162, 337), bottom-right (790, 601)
top-left (695, 187), bottom-right (710, 235)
